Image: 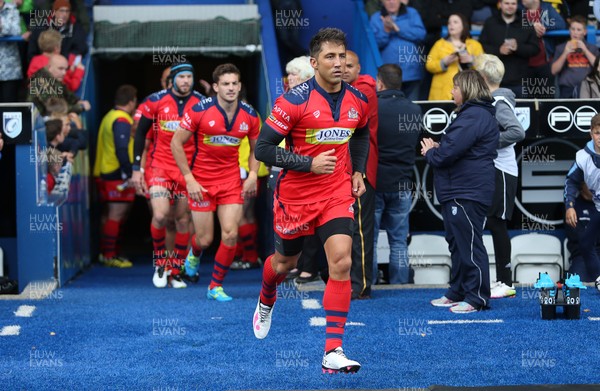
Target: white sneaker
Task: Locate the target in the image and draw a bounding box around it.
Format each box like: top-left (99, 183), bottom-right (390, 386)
top-left (595, 276), bottom-right (600, 292)
top-left (322, 347), bottom-right (361, 374)
top-left (490, 280), bottom-right (501, 289)
top-left (491, 282), bottom-right (516, 299)
top-left (152, 266), bottom-right (168, 288)
top-left (169, 274), bottom-right (187, 289)
top-left (431, 296), bottom-right (459, 307)
top-left (253, 299), bottom-right (274, 339)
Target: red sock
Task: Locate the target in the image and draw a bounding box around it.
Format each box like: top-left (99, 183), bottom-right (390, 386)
top-left (323, 278), bottom-right (351, 352)
top-left (235, 241), bottom-right (243, 259)
top-left (209, 242), bottom-right (237, 289)
top-left (191, 235), bottom-right (203, 257)
top-left (259, 255), bottom-right (287, 306)
top-left (151, 224), bottom-right (166, 268)
top-left (101, 219), bottom-right (120, 259)
top-left (169, 232), bottom-right (190, 276)
top-left (239, 223), bottom-right (258, 263)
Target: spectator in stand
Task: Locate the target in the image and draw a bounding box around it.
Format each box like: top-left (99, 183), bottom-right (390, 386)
top-left (521, 0), bottom-right (566, 98)
top-left (411, 0), bottom-right (473, 53)
top-left (370, 0), bottom-right (426, 100)
top-left (0, 0), bottom-right (23, 103)
top-left (45, 97), bottom-right (87, 157)
top-left (551, 16), bottom-right (598, 98)
top-left (344, 50), bottom-right (379, 299)
top-left (471, 0), bottom-right (497, 27)
top-left (422, 70), bottom-right (498, 313)
top-left (426, 13), bottom-right (484, 100)
top-left (27, 0), bottom-right (88, 62)
top-left (373, 63), bottom-right (421, 286)
top-left (46, 146), bottom-right (63, 193)
top-left (479, 0), bottom-right (540, 98)
top-left (475, 54), bottom-right (525, 299)
top-left (580, 56), bottom-right (600, 98)
top-left (45, 118), bottom-right (73, 163)
top-left (28, 29), bottom-right (85, 92)
top-left (28, 54), bottom-right (91, 116)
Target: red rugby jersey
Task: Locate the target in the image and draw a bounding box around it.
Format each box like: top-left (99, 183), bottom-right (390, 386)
top-left (179, 97), bottom-right (260, 186)
top-left (265, 77), bottom-right (369, 204)
top-left (140, 90), bottom-right (204, 171)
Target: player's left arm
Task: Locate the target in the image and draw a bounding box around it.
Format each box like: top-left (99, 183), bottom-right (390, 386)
top-left (349, 123), bottom-right (370, 198)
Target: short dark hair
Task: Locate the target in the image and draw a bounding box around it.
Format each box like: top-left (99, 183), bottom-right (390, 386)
top-left (114, 84), bottom-right (137, 107)
top-left (212, 63), bottom-right (241, 83)
top-left (309, 28), bottom-right (346, 58)
top-left (45, 119), bottom-right (63, 143)
top-left (570, 15), bottom-right (587, 27)
top-left (45, 97), bottom-right (68, 116)
top-left (377, 63), bottom-right (403, 90)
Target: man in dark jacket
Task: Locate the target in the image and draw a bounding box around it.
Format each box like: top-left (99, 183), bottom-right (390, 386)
top-left (479, 0), bottom-right (539, 98)
top-left (373, 63), bottom-right (421, 286)
top-left (343, 51), bottom-right (379, 299)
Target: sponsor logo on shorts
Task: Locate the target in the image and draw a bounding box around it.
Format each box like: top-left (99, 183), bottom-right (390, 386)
top-left (191, 200), bottom-right (211, 208)
top-left (305, 127), bottom-right (353, 145)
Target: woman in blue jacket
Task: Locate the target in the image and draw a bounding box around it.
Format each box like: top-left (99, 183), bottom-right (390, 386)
top-left (421, 70), bottom-right (499, 313)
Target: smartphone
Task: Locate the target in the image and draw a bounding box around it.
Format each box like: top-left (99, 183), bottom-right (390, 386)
top-left (73, 55), bottom-right (82, 67)
top-left (381, 6), bottom-right (389, 16)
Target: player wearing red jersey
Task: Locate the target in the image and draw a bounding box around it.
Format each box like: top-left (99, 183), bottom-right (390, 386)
top-left (171, 63), bottom-right (260, 302)
top-left (251, 28), bottom-right (370, 373)
top-left (131, 63), bottom-right (205, 289)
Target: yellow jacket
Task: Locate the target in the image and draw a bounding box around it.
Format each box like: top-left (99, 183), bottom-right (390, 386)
top-left (426, 38), bottom-right (484, 100)
top-left (93, 109), bottom-right (133, 177)
top-left (238, 113), bottom-right (269, 177)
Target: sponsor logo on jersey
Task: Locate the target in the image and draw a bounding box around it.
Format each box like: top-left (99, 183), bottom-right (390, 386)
top-left (305, 127), bottom-right (353, 144)
top-left (164, 107), bottom-right (170, 113)
top-left (158, 120), bottom-right (180, 132)
top-left (272, 105), bottom-right (291, 122)
top-left (348, 107), bottom-right (358, 120)
top-left (240, 122), bottom-right (249, 132)
top-left (209, 120), bottom-right (215, 127)
top-left (204, 135), bottom-right (241, 146)
top-left (268, 115), bottom-right (289, 131)
top-left (313, 110), bottom-right (320, 118)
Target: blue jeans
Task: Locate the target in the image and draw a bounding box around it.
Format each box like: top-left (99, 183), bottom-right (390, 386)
top-left (373, 191), bottom-right (411, 284)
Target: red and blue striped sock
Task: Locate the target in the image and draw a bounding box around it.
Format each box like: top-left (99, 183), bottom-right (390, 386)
top-left (259, 255), bottom-right (287, 306)
top-left (209, 242), bottom-right (237, 289)
top-left (323, 278), bottom-right (351, 352)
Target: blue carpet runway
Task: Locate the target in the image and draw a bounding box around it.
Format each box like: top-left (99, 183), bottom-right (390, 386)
top-left (1, 262), bottom-right (600, 390)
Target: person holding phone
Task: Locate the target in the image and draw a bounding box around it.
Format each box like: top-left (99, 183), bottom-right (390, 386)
top-left (426, 13), bottom-right (483, 100)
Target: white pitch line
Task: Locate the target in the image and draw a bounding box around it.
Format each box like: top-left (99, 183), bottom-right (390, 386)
top-left (0, 325), bottom-right (21, 336)
top-left (14, 305), bottom-right (36, 318)
top-left (588, 317), bottom-right (600, 321)
top-left (428, 319), bottom-right (504, 325)
top-left (309, 317), bottom-right (365, 327)
top-left (301, 299), bottom-right (322, 310)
